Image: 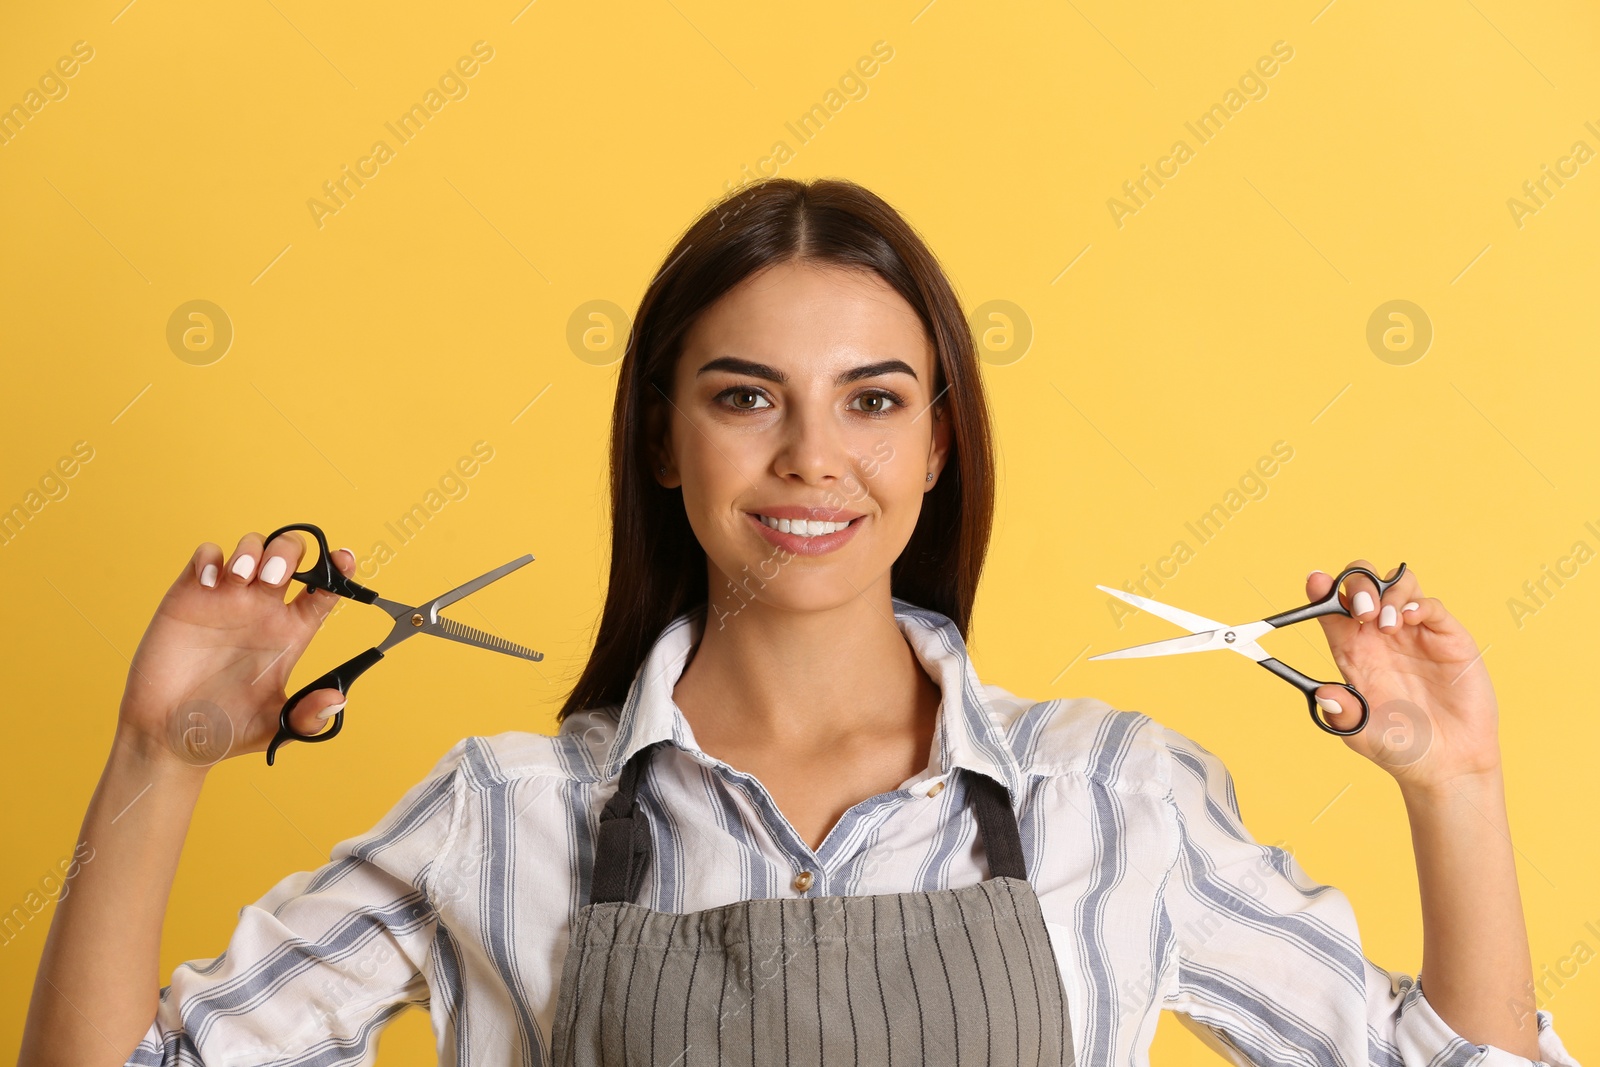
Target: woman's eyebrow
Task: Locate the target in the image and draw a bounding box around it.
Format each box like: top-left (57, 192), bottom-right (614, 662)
top-left (696, 356), bottom-right (919, 385)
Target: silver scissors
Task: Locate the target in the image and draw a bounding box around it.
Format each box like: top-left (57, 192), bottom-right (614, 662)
top-left (1089, 563), bottom-right (1408, 735)
top-left (263, 522), bottom-right (545, 765)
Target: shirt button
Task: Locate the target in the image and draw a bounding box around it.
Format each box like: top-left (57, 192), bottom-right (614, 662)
top-left (926, 780), bottom-right (946, 798)
top-left (793, 870), bottom-right (815, 893)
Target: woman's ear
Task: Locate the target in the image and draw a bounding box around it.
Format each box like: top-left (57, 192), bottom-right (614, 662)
top-left (643, 397), bottom-right (676, 486)
top-left (925, 396), bottom-right (953, 489)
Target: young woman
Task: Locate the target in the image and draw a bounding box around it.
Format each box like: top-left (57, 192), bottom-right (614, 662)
top-left (22, 178), bottom-right (1579, 1067)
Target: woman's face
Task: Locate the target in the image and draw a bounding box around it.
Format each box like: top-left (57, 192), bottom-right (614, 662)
top-left (656, 259), bottom-right (951, 618)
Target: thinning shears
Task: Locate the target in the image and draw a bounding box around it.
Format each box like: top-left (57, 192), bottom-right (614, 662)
top-left (263, 522), bottom-right (544, 765)
top-left (1088, 563), bottom-right (1408, 736)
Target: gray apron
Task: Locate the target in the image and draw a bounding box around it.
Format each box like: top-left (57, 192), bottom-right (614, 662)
top-left (549, 740), bottom-right (1075, 1066)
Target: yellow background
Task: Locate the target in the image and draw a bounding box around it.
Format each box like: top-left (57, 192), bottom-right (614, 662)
top-left (2, 0), bottom-right (1596, 1061)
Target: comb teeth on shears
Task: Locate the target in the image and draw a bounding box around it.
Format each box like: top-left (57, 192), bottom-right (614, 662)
top-left (437, 615), bottom-right (545, 661)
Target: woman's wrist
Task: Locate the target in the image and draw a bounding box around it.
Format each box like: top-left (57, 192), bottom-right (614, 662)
top-left (109, 722), bottom-right (213, 792)
top-left (1397, 760), bottom-right (1506, 814)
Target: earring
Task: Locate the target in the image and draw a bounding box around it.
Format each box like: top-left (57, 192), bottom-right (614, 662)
top-left (925, 472), bottom-right (934, 482)
top-left (659, 466), bottom-right (667, 476)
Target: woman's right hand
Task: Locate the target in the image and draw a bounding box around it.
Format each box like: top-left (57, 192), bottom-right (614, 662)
top-left (117, 530), bottom-right (358, 770)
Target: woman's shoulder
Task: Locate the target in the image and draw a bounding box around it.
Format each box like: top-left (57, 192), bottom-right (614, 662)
top-left (423, 707), bottom-right (625, 791)
top-left (982, 683), bottom-right (1215, 800)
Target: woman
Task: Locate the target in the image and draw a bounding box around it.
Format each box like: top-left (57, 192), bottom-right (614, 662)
top-left (21, 178), bottom-right (1580, 1066)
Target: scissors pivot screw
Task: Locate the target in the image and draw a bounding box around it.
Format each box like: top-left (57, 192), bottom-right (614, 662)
top-left (411, 613), bottom-right (425, 626)
top-left (1223, 631), bottom-right (1237, 644)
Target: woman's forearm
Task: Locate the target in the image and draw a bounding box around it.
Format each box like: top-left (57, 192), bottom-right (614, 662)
top-left (18, 730), bottom-right (208, 1067)
top-left (1402, 764), bottom-right (1539, 1058)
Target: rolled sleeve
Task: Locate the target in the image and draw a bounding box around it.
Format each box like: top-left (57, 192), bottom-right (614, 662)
top-left (1392, 980), bottom-right (1580, 1067)
top-left (124, 740), bottom-right (468, 1066)
top-left (1154, 724), bottom-right (1581, 1067)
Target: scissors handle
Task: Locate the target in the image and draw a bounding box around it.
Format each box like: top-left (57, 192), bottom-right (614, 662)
top-left (1257, 562), bottom-right (1409, 736)
top-left (266, 647), bottom-right (385, 765)
top-left (265, 522), bottom-right (380, 604)
top-left (1261, 562), bottom-right (1408, 629)
top-left (261, 522), bottom-right (383, 766)
top-left (1255, 659), bottom-right (1368, 735)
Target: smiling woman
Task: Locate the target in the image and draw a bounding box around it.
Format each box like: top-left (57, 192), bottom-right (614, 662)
top-left (19, 177), bottom-right (1580, 1067)
top-left (564, 178), bottom-right (993, 725)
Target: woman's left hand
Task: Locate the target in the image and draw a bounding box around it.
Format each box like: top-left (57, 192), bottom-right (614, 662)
top-left (1307, 560), bottom-right (1501, 792)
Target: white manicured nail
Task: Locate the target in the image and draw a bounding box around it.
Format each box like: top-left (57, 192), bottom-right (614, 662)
top-left (1402, 601), bottom-right (1420, 613)
top-left (1379, 604), bottom-right (1397, 629)
top-left (317, 701), bottom-right (346, 721)
top-left (260, 556), bottom-right (288, 585)
top-left (231, 554), bottom-right (256, 580)
top-left (1316, 696), bottom-right (1343, 715)
top-left (1352, 590), bottom-right (1374, 616)
top-left (200, 563), bottom-right (218, 588)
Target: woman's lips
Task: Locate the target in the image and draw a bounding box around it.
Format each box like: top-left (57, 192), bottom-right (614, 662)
top-left (744, 511), bottom-right (864, 557)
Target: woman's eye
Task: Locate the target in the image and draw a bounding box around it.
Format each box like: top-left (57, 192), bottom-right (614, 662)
top-left (716, 388), bottom-right (772, 412)
top-left (850, 391), bottom-right (902, 415)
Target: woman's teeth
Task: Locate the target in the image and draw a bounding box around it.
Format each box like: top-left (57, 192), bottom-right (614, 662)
top-left (755, 514), bottom-right (855, 537)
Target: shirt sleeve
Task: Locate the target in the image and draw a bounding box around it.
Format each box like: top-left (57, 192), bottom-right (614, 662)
top-left (124, 740), bottom-right (469, 1067)
top-left (1153, 723), bottom-right (1581, 1067)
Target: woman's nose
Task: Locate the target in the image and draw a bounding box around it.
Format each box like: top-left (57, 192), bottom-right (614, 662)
top-left (772, 404), bottom-right (851, 483)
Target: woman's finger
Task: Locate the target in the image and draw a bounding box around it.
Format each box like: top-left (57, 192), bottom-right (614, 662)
top-left (1313, 684), bottom-right (1365, 731)
top-left (1336, 557), bottom-right (1385, 622)
top-left (257, 529), bottom-right (307, 593)
top-left (285, 686), bottom-right (348, 739)
top-left (224, 532), bottom-right (266, 586)
top-left (191, 542), bottom-right (225, 590)
top-left (1373, 563), bottom-right (1422, 634)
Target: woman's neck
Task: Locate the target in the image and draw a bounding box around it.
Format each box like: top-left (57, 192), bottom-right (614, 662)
top-left (672, 592), bottom-right (940, 766)
top-left (671, 591), bottom-right (943, 850)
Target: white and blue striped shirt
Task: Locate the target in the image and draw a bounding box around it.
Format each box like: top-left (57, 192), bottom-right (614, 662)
top-left (130, 598), bottom-right (1580, 1066)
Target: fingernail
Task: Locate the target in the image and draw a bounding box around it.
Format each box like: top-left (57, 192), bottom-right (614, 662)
top-left (1352, 590), bottom-right (1374, 616)
top-left (200, 563), bottom-right (218, 588)
top-left (260, 556), bottom-right (288, 585)
top-left (340, 547), bottom-right (354, 560)
top-left (1380, 604), bottom-right (1397, 629)
top-left (317, 701), bottom-right (346, 721)
top-left (1316, 696), bottom-right (1343, 715)
top-left (231, 554), bottom-right (256, 580)
top-left (1307, 570), bottom-right (1324, 581)
top-left (1402, 601), bottom-right (1420, 613)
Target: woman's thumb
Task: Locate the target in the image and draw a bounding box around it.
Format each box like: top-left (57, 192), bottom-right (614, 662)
top-left (287, 687), bottom-right (349, 739)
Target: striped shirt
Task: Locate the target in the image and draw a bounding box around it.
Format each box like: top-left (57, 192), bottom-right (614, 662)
top-left (130, 598), bottom-right (1580, 1067)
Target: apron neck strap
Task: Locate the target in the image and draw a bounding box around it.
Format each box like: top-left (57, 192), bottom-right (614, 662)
top-left (588, 742), bottom-right (1028, 906)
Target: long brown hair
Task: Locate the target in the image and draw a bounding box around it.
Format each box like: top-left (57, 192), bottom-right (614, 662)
top-left (556, 177), bottom-right (997, 723)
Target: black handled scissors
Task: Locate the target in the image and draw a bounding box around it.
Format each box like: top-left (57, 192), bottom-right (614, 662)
top-left (1088, 563), bottom-right (1409, 736)
top-left (263, 522), bottom-right (544, 765)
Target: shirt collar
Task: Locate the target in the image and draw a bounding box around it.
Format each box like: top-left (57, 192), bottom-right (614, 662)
top-left (588, 596), bottom-right (1024, 799)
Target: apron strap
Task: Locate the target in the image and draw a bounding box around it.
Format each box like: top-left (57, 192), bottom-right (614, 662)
top-left (587, 743), bottom-right (1029, 905)
top-left (589, 740), bottom-right (669, 906)
top-left (964, 769), bottom-right (1029, 881)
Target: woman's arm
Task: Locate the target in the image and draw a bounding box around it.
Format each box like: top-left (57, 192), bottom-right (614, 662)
top-left (1303, 560), bottom-right (1538, 1055)
top-left (1153, 559), bottom-right (1575, 1066)
top-left (1402, 767), bottom-right (1536, 1055)
top-left (19, 736), bottom-right (207, 1066)
top-left (1155, 722), bottom-right (1575, 1067)
top-left (19, 532), bottom-right (360, 1066)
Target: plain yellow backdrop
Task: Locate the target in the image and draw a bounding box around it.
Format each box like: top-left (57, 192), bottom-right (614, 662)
top-left (2, 0), bottom-right (1596, 1061)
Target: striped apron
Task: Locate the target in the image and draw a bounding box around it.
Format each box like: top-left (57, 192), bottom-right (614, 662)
top-left (549, 740), bottom-right (1075, 1066)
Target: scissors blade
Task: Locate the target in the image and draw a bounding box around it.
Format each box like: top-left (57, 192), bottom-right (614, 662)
top-left (426, 555), bottom-right (536, 613)
top-left (1088, 631), bottom-right (1225, 661)
top-left (428, 615), bottom-right (544, 661)
top-left (1094, 585), bottom-right (1230, 635)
